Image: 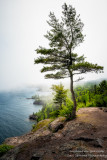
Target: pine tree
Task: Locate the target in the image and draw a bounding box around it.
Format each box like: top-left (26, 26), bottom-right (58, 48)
top-left (51, 84), bottom-right (68, 109)
top-left (34, 3), bottom-right (103, 118)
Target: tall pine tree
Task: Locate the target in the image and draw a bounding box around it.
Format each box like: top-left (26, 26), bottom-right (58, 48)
top-left (34, 3), bottom-right (103, 118)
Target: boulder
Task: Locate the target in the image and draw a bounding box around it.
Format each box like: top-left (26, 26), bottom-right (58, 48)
top-left (48, 117), bottom-right (66, 133)
top-left (33, 100), bottom-right (44, 105)
top-left (29, 114), bottom-right (37, 120)
top-left (32, 119), bottom-right (52, 132)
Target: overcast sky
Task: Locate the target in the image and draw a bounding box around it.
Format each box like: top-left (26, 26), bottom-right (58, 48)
top-left (0, 0), bottom-right (107, 91)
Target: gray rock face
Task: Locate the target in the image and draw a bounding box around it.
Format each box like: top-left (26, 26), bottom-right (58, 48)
top-left (29, 114), bottom-right (37, 120)
top-left (48, 117), bottom-right (66, 132)
top-left (33, 100), bottom-right (44, 105)
top-left (93, 138), bottom-right (103, 148)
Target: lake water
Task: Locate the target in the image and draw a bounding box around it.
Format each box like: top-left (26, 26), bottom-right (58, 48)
top-left (0, 88), bottom-right (43, 144)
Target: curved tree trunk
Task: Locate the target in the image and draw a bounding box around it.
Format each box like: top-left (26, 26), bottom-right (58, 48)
top-left (70, 74), bottom-right (77, 119)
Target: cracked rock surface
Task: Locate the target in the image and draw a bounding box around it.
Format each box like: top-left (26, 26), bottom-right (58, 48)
top-left (0, 107), bottom-right (107, 160)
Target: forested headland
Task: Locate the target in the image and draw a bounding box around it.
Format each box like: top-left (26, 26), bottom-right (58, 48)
top-left (32, 80), bottom-right (107, 126)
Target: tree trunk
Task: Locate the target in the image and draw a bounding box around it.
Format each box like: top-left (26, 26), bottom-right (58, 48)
top-left (70, 74), bottom-right (77, 119)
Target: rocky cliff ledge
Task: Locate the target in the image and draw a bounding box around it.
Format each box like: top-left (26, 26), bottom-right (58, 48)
top-left (0, 107), bottom-right (107, 160)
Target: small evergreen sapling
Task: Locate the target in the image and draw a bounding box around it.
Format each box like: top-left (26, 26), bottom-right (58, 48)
top-left (51, 83), bottom-right (68, 109)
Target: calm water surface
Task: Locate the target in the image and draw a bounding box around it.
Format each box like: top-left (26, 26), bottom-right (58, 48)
top-left (0, 88), bottom-right (43, 144)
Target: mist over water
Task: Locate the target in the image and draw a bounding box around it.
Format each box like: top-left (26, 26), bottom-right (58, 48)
top-left (0, 88), bottom-right (43, 144)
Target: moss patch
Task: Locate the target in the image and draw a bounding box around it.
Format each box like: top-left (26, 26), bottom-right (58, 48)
top-left (32, 119), bottom-right (53, 132)
top-left (58, 117), bottom-right (66, 122)
top-left (0, 144), bottom-right (14, 157)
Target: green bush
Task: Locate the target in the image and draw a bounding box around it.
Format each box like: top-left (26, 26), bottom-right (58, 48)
top-left (86, 101), bottom-right (96, 107)
top-left (59, 98), bottom-right (73, 120)
top-left (94, 95), bottom-right (104, 107)
top-left (103, 96), bottom-right (107, 107)
top-left (75, 80), bottom-right (107, 108)
top-left (50, 110), bottom-right (60, 118)
top-left (0, 144), bottom-right (14, 157)
top-left (34, 103), bottom-right (57, 122)
top-left (77, 102), bottom-right (86, 111)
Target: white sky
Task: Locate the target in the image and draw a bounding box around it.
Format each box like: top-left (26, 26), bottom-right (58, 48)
top-left (0, 0), bottom-right (107, 91)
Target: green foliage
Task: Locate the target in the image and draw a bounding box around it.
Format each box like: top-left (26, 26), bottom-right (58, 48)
top-left (77, 103), bottom-right (86, 111)
top-left (32, 124), bottom-right (36, 130)
top-left (35, 4), bottom-right (85, 80)
top-left (86, 101), bottom-right (96, 107)
top-left (81, 94), bottom-right (89, 106)
top-left (51, 83), bottom-right (68, 108)
top-left (34, 103), bottom-right (57, 122)
top-left (34, 3), bottom-right (103, 80)
top-left (32, 80), bottom-right (107, 131)
top-left (104, 96), bottom-right (107, 107)
top-left (59, 98), bottom-right (73, 119)
top-left (49, 110), bottom-right (60, 118)
top-left (0, 144), bottom-right (14, 157)
top-left (98, 80), bottom-right (107, 94)
top-left (33, 84), bottom-right (73, 122)
top-left (75, 80), bottom-right (107, 108)
top-left (94, 95), bottom-right (104, 107)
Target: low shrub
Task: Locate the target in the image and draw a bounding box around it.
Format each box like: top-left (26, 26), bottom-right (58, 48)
top-left (86, 101), bottom-right (96, 107)
top-left (0, 144), bottom-right (14, 157)
top-left (49, 110), bottom-right (60, 118)
top-left (34, 103), bottom-right (57, 122)
top-left (77, 102), bottom-right (86, 111)
top-left (59, 98), bottom-right (73, 120)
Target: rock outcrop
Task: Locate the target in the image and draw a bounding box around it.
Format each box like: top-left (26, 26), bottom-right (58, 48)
top-left (1, 107), bottom-right (107, 160)
top-left (49, 117), bottom-right (66, 132)
top-left (29, 113), bottom-right (37, 120)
